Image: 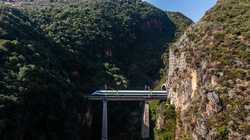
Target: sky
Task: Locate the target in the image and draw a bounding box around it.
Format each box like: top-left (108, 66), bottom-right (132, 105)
top-left (143, 0), bottom-right (218, 22)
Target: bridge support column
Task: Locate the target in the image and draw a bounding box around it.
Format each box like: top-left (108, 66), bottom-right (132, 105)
top-left (141, 101), bottom-right (150, 139)
top-left (102, 100), bottom-right (108, 140)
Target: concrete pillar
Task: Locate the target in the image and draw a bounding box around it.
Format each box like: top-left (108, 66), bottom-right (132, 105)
top-left (102, 100), bottom-right (108, 140)
top-left (141, 101), bottom-right (150, 139)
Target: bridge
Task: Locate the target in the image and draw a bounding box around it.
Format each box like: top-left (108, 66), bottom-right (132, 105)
top-left (87, 90), bottom-right (168, 140)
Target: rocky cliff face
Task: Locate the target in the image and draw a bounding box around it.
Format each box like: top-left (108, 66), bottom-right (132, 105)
top-left (167, 0), bottom-right (250, 139)
top-left (150, 12), bottom-right (193, 140)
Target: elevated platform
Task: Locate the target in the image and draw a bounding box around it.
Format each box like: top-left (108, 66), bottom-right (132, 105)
top-left (87, 90), bottom-right (168, 101)
top-left (86, 90), bottom-right (169, 140)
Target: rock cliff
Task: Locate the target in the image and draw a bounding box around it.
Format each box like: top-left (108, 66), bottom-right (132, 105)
top-left (167, 0), bottom-right (250, 139)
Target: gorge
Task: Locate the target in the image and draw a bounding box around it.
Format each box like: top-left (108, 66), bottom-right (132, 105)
top-left (0, 0), bottom-right (249, 140)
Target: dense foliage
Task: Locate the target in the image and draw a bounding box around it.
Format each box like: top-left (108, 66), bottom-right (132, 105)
top-left (0, 5), bottom-right (86, 140)
top-left (28, 0), bottom-right (176, 90)
top-left (166, 11), bottom-right (193, 39)
top-left (150, 100), bottom-right (176, 140)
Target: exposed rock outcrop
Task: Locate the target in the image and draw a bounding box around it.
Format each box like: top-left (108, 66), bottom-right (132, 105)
top-left (167, 0), bottom-right (250, 139)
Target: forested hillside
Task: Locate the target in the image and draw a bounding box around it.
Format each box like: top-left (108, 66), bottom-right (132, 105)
top-left (28, 0), bottom-right (177, 90)
top-left (166, 11), bottom-right (193, 40)
top-left (0, 5), bottom-right (85, 140)
top-left (0, 0), bottom-right (193, 139)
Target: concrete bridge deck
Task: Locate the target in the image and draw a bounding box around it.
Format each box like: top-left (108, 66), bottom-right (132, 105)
top-left (87, 90), bottom-right (168, 101)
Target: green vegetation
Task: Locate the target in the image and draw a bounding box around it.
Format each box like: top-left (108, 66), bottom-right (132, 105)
top-left (150, 101), bottom-right (176, 140)
top-left (0, 5), bottom-right (86, 140)
top-left (203, 0), bottom-right (250, 38)
top-left (166, 12), bottom-right (193, 39)
top-left (28, 0), bottom-right (177, 90)
top-left (180, 134), bottom-right (192, 140)
top-left (216, 126), bottom-right (229, 140)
